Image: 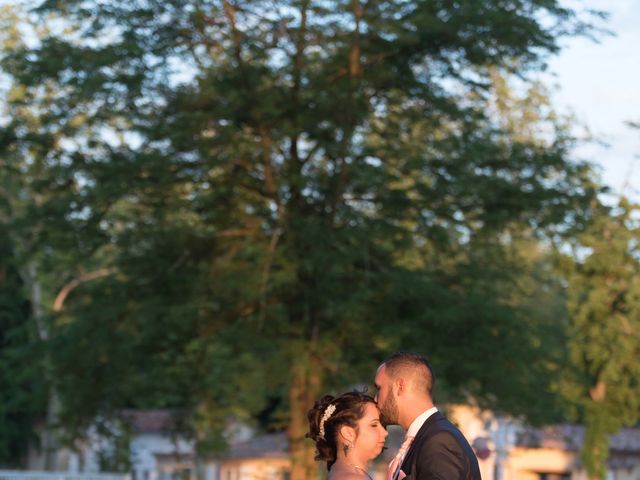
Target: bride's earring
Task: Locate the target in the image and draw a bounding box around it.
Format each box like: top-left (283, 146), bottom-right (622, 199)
top-left (344, 442), bottom-right (354, 456)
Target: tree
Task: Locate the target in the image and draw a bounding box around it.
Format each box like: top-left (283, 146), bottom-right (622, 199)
top-left (563, 199), bottom-right (640, 480)
top-left (0, 7), bottom-right (49, 454)
top-left (1, 1), bottom-right (603, 478)
top-left (0, 226), bottom-right (49, 467)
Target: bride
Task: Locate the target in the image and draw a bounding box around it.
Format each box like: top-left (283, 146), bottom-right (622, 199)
top-left (307, 391), bottom-right (388, 479)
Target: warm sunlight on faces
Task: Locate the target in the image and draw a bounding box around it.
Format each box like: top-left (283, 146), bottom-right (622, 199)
top-left (353, 403), bottom-right (388, 461)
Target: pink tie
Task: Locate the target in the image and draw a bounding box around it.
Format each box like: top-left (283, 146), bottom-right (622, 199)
top-left (388, 435), bottom-right (414, 480)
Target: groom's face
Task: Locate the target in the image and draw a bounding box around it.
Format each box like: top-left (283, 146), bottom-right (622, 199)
top-left (374, 364), bottom-right (400, 426)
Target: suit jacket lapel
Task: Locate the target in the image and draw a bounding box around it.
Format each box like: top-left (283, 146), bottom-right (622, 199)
top-left (400, 411), bottom-right (444, 475)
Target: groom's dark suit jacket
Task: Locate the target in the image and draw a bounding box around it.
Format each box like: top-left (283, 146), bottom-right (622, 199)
top-left (399, 411), bottom-right (481, 480)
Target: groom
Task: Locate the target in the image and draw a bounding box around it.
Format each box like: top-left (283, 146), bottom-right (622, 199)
top-left (374, 352), bottom-right (481, 480)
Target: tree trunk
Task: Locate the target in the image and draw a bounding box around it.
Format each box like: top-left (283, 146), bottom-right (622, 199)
top-left (26, 262), bottom-right (60, 470)
top-left (288, 347), bottom-right (323, 480)
top-left (582, 403), bottom-right (609, 480)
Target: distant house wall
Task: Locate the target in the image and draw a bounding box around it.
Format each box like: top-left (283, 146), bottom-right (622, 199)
top-left (505, 447), bottom-right (577, 480)
top-left (130, 433), bottom-right (193, 480)
top-left (216, 458), bottom-right (290, 480)
top-left (26, 432), bottom-right (100, 473)
top-left (615, 465), bottom-right (640, 480)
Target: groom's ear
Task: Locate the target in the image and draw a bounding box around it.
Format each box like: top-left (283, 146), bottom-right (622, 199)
top-left (396, 377), bottom-right (406, 395)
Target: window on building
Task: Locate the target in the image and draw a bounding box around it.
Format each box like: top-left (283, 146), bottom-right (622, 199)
top-left (171, 468), bottom-right (191, 480)
top-left (537, 473), bottom-right (571, 480)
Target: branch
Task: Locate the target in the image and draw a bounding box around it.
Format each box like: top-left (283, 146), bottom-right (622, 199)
top-left (222, 0), bottom-right (243, 65)
top-left (217, 227), bottom-right (260, 238)
top-left (258, 125), bottom-right (281, 204)
top-left (589, 379), bottom-right (606, 402)
top-left (53, 268), bottom-right (116, 312)
top-left (258, 227), bottom-right (283, 330)
top-left (349, 0), bottom-right (363, 78)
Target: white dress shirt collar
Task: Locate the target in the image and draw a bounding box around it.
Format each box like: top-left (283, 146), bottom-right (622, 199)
top-left (406, 406), bottom-right (438, 438)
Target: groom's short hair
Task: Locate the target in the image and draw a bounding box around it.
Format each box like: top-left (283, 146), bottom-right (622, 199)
top-left (383, 351), bottom-right (435, 396)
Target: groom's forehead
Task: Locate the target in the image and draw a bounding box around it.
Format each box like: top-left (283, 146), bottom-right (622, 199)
top-left (375, 364), bottom-right (388, 384)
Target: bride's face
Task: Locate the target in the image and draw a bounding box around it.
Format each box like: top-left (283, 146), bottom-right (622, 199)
top-left (353, 402), bottom-right (388, 460)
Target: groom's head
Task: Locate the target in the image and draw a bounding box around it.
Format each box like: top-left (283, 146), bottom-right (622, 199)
top-left (374, 352), bottom-right (435, 428)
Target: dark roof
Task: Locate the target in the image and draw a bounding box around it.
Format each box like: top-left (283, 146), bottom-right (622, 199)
top-left (516, 424), bottom-right (640, 453)
top-left (224, 433), bottom-right (289, 459)
top-left (122, 409), bottom-right (177, 433)
top-left (223, 430), bottom-right (402, 464)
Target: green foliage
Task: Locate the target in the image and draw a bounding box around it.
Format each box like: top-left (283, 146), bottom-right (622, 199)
top-left (563, 200), bottom-right (640, 479)
top-left (0, 234), bottom-right (47, 467)
top-left (0, 0), bottom-right (606, 466)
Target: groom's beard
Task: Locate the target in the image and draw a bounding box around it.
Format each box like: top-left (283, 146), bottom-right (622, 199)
top-left (379, 392), bottom-right (399, 426)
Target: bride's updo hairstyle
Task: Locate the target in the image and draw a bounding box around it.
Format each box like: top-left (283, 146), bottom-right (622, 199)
top-left (307, 391), bottom-right (376, 469)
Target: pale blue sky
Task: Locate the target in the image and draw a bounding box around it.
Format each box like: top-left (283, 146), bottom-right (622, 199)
top-left (548, 0), bottom-right (640, 201)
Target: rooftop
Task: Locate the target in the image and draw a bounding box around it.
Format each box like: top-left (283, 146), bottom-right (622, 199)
top-left (516, 424), bottom-right (640, 453)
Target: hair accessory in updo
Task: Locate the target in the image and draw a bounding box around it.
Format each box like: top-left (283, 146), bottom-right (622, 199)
top-left (318, 404), bottom-right (336, 440)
